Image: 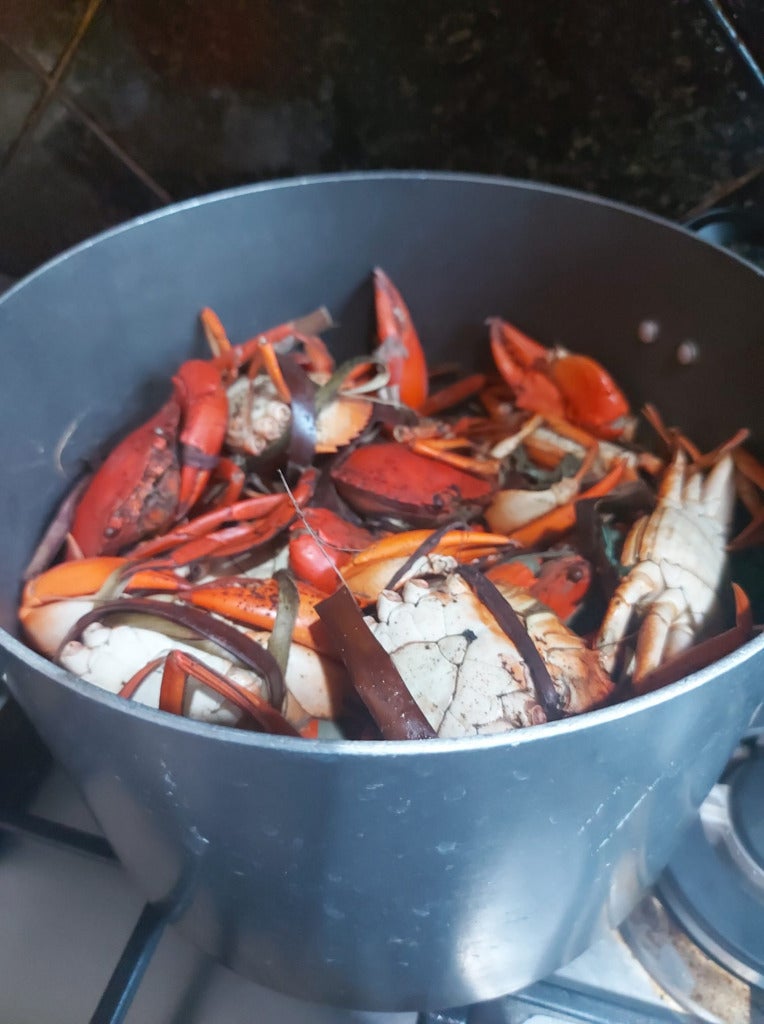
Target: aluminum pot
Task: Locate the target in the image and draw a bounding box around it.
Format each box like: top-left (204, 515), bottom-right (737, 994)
top-left (0, 173), bottom-right (762, 1012)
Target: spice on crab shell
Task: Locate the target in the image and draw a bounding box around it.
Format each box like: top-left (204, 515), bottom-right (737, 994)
top-left (365, 563), bottom-right (613, 738)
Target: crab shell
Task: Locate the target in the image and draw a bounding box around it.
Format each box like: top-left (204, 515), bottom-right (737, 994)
top-left (366, 570), bottom-right (613, 738)
top-left (331, 443), bottom-right (495, 526)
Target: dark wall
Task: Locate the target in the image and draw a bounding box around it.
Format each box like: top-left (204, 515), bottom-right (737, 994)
top-left (0, 0), bottom-right (762, 278)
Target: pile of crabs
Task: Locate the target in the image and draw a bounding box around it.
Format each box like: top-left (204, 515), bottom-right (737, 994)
top-left (19, 269), bottom-right (763, 740)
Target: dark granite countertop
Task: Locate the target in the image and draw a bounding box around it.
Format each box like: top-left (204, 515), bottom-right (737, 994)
top-left (0, 0), bottom-right (762, 277)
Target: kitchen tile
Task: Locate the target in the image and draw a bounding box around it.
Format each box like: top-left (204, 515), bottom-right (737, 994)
top-left (0, 100), bottom-right (163, 278)
top-left (0, 43), bottom-right (44, 162)
top-left (60, 0), bottom-right (764, 219)
top-left (61, 0), bottom-right (336, 197)
top-left (0, 0), bottom-right (92, 73)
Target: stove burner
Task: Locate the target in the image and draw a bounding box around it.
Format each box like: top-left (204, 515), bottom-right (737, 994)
top-left (655, 737), bottom-right (764, 989)
top-left (622, 895), bottom-right (755, 1023)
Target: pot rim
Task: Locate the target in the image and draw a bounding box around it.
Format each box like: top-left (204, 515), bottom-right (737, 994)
top-left (3, 170), bottom-right (762, 757)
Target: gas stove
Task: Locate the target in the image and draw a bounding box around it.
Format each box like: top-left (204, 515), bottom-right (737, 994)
top-left (0, 684), bottom-right (762, 1024)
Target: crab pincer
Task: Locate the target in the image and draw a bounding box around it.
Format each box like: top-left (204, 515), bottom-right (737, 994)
top-left (70, 359), bottom-right (228, 557)
top-left (488, 318), bottom-right (633, 440)
top-left (373, 268), bottom-right (429, 411)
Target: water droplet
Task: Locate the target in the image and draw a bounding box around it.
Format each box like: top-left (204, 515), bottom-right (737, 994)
top-left (637, 319), bottom-right (660, 344)
top-left (512, 768), bottom-right (530, 782)
top-left (389, 798), bottom-right (411, 815)
top-left (323, 903), bottom-right (345, 920)
top-left (676, 340), bottom-right (699, 365)
top-left (443, 785), bottom-right (466, 802)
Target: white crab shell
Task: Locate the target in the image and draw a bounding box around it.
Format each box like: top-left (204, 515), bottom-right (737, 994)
top-left (367, 571), bottom-right (612, 738)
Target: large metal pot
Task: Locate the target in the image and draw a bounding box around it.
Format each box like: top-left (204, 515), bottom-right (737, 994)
top-left (0, 173), bottom-right (762, 1012)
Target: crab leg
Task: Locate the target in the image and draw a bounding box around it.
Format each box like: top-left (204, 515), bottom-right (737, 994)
top-left (420, 374), bottom-right (487, 416)
top-left (152, 650), bottom-right (300, 736)
top-left (141, 469), bottom-right (316, 568)
top-left (486, 446), bottom-right (598, 535)
top-left (729, 448), bottom-right (764, 551)
top-left (409, 437), bottom-right (500, 477)
top-left (128, 490), bottom-right (288, 559)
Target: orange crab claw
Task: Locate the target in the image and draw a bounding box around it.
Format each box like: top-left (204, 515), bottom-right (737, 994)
top-left (69, 358), bottom-right (229, 558)
top-left (342, 528), bottom-right (511, 602)
top-left (373, 268), bottom-right (429, 411)
top-left (69, 398), bottom-right (182, 557)
top-left (21, 557), bottom-right (184, 609)
top-left (172, 359), bottom-right (229, 514)
top-left (289, 508), bottom-right (378, 593)
top-left (182, 576), bottom-right (331, 653)
top-left (19, 557), bottom-right (187, 659)
top-left (548, 353), bottom-right (631, 440)
top-left (488, 318), bottom-right (566, 420)
top-left (22, 557), bottom-right (123, 608)
top-left (488, 318), bottom-right (632, 440)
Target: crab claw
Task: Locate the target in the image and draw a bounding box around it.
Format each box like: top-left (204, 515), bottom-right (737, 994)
top-left (373, 268), bottom-right (429, 411)
top-left (488, 318), bottom-right (566, 420)
top-left (288, 508), bottom-right (377, 593)
top-left (172, 359), bottom-right (229, 514)
top-left (488, 318), bottom-right (632, 440)
top-left (19, 557), bottom-right (187, 657)
top-left (548, 353), bottom-right (631, 440)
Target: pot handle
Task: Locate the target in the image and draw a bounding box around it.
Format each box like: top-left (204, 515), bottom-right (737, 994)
top-left (684, 205), bottom-right (764, 248)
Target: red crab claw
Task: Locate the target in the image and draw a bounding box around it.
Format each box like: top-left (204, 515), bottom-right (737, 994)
top-left (69, 359), bottom-right (228, 558)
top-left (289, 507), bottom-right (378, 593)
top-left (488, 318), bottom-right (565, 420)
top-left (488, 318), bottom-right (632, 440)
top-left (547, 354), bottom-right (631, 440)
top-left (173, 359), bottom-right (229, 514)
top-left (373, 268), bottom-right (429, 411)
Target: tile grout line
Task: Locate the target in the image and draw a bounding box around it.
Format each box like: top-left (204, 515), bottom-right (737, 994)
top-left (0, 38), bottom-right (173, 205)
top-left (0, 0), bottom-right (104, 172)
top-left (58, 92), bottom-right (174, 205)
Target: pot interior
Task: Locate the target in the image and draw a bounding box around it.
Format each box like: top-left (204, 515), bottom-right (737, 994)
top-left (0, 174), bottom-right (762, 635)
